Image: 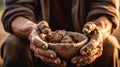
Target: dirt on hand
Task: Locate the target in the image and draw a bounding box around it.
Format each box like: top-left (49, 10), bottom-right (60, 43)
top-left (40, 30), bottom-right (88, 59)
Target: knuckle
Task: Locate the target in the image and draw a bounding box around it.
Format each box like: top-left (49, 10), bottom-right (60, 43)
top-left (38, 21), bottom-right (48, 27)
top-left (82, 28), bottom-right (89, 34)
top-left (89, 39), bottom-right (97, 48)
top-left (39, 21), bottom-right (49, 30)
top-left (42, 28), bottom-right (51, 34)
top-left (87, 43), bottom-right (94, 51)
top-left (87, 58), bottom-right (94, 64)
top-left (86, 22), bottom-right (95, 30)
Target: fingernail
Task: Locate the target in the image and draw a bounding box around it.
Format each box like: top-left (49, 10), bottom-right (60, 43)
top-left (79, 59), bottom-right (82, 62)
top-left (72, 60), bottom-right (77, 64)
top-left (42, 46), bottom-right (47, 49)
top-left (50, 54), bottom-right (55, 58)
top-left (54, 60), bottom-right (58, 64)
top-left (54, 58), bottom-right (61, 64)
top-left (83, 28), bottom-right (88, 34)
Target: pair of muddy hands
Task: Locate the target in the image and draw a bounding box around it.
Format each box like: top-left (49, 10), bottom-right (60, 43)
top-left (40, 30), bottom-right (88, 59)
top-left (29, 21), bottom-right (103, 67)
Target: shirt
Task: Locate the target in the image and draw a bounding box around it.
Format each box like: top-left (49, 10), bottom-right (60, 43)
top-left (50, 0), bottom-right (74, 31)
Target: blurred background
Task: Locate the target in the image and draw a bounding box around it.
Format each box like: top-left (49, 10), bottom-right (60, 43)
top-left (0, 0), bottom-right (120, 67)
top-left (0, 0), bottom-right (8, 48)
top-left (0, 0), bottom-right (8, 66)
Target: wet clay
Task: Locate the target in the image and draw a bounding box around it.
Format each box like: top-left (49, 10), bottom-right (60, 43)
top-left (40, 30), bottom-right (88, 59)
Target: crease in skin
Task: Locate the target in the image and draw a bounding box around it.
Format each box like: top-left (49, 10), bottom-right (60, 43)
top-left (35, 36), bottom-right (48, 49)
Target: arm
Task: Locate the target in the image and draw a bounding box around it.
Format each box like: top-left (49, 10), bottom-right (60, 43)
top-left (86, 0), bottom-right (119, 34)
top-left (11, 17), bottom-right (36, 39)
top-left (71, 0), bottom-right (119, 66)
top-left (1, 0), bottom-right (66, 66)
top-left (1, 0), bottom-right (36, 36)
top-left (85, 16), bottom-right (112, 40)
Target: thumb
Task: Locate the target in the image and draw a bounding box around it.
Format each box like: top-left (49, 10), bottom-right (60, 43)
top-left (82, 22), bottom-right (96, 35)
top-left (29, 29), bottom-right (48, 49)
top-left (38, 21), bottom-right (51, 35)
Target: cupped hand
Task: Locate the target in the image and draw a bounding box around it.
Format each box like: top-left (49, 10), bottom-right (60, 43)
top-left (29, 21), bottom-right (66, 67)
top-left (71, 22), bottom-right (103, 66)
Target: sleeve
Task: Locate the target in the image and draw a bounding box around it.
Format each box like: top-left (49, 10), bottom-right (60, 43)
top-left (86, 0), bottom-right (119, 33)
top-left (1, 0), bottom-right (36, 33)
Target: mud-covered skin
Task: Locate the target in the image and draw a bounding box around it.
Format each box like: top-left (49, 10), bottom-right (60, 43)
top-left (46, 30), bottom-right (67, 43)
top-left (71, 21), bottom-right (104, 66)
top-left (35, 16), bottom-right (109, 66)
top-left (45, 30), bottom-right (88, 43)
top-left (39, 30), bottom-right (88, 59)
top-left (29, 21), bottom-right (67, 66)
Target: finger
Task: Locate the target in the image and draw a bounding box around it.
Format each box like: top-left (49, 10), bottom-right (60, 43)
top-left (71, 56), bottom-right (82, 64)
top-left (94, 27), bottom-right (102, 37)
top-left (72, 46), bottom-right (102, 64)
top-left (30, 42), bottom-right (36, 51)
top-left (75, 55), bottom-right (97, 66)
top-left (42, 28), bottom-right (51, 35)
top-left (80, 26), bottom-right (102, 55)
top-left (72, 46), bottom-right (103, 66)
top-left (82, 22), bottom-right (96, 35)
top-left (29, 29), bottom-right (48, 49)
top-left (48, 61), bottom-right (67, 67)
top-left (86, 45), bottom-right (102, 56)
top-left (76, 50), bottom-right (102, 67)
top-left (32, 48), bottom-right (56, 59)
top-left (33, 36), bottom-right (48, 49)
top-left (36, 54), bottom-right (61, 65)
top-left (80, 35), bottom-right (103, 55)
top-left (36, 48), bottom-right (57, 58)
top-left (38, 21), bottom-right (51, 35)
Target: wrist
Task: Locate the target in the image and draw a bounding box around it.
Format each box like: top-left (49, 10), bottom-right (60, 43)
top-left (92, 16), bottom-right (112, 39)
top-left (12, 17), bottom-right (37, 39)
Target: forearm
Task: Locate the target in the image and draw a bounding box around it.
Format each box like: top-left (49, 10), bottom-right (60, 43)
top-left (86, 0), bottom-right (119, 34)
top-left (11, 17), bottom-right (37, 39)
top-left (93, 16), bottom-right (112, 40)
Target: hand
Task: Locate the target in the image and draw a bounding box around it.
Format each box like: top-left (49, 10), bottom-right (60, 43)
top-left (71, 22), bottom-right (103, 66)
top-left (29, 21), bottom-right (66, 67)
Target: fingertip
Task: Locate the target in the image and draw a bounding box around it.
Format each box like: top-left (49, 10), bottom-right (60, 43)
top-left (54, 58), bottom-right (61, 64)
top-left (50, 53), bottom-right (56, 58)
top-left (44, 41), bottom-right (49, 48)
top-left (71, 57), bottom-right (77, 64)
top-left (82, 28), bottom-right (90, 35)
top-left (72, 60), bottom-right (77, 64)
top-left (39, 21), bottom-right (48, 25)
top-left (80, 47), bottom-right (87, 55)
top-left (42, 28), bottom-right (51, 34)
top-left (42, 44), bottom-right (48, 49)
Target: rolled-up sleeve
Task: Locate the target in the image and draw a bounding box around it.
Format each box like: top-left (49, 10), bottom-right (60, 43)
top-left (86, 0), bottom-right (119, 32)
top-left (1, 0), bottom-right (36, 33)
